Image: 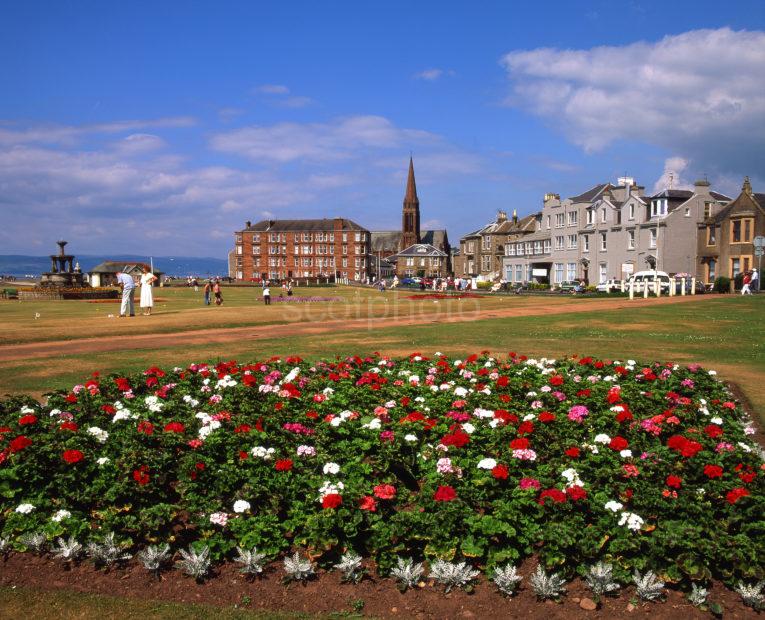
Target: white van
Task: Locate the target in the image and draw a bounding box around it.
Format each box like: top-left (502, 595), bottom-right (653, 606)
top-left (627, 270), bottom-right (671, 293)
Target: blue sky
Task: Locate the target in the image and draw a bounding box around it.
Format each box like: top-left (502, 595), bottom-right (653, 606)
top-left (1, 0), bottom-right (764, 256)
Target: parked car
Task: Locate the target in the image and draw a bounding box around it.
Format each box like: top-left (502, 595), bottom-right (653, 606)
top-left (674, 278), bottom-right (707, 295)
top-left (626, 270), bottom-right (671, 293)
top-left (558, 280), bottom-right (580, 292)
top-left (595, 278), bottom-right (624, 293)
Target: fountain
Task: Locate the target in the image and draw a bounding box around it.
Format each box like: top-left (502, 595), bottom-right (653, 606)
top-left (39, 240), bottom-right (85, 287)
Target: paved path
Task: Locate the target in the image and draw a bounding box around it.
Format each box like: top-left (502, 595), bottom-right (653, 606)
top-left (0, 294), bottom-right (705, 362)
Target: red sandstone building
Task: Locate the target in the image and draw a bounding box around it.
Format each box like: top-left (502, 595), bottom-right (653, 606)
top-left (232, 218), bottom-right (370, 282)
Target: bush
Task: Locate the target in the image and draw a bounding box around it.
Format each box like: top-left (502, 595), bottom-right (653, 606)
top-left (713, 276), bottom-right (731, 293)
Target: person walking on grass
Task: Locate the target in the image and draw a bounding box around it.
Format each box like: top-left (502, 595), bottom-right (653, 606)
top-left (741, 271), bottom-right (752, 295)
top-left (752, 268), bottom-right (759, 293)
top-left (115, 270), bottom-right (136, 317)
top-left (263, 285), bottom-right (271, 305)
top-left (139, 265), bottom-right (157, 316)
top-left (213, 280), bottom-right (223, 305)
top-left (203, 280), bottom-right (211, 305)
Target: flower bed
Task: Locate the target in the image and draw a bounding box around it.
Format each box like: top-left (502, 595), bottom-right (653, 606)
top-left (271, 296), bottom-right (340, 303)
top-left (0, 353), bottom-right (763, 597)
top-left (405, 293), bottom-right (482, 300)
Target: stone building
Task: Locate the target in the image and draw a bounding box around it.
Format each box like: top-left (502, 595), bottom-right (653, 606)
top-left (697, 177), bottom-right (764, 283)
top-left (232, 218), bottom-right (371, 282)
top-left (370, 158), bottom-right (451, 276)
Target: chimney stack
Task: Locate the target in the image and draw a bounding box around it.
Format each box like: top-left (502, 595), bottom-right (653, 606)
top-left (245, 220), bottom-right (251, 229)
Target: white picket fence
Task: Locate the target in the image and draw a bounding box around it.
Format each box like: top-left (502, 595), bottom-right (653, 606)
top-left (626, 276), bottom-right (697, 300)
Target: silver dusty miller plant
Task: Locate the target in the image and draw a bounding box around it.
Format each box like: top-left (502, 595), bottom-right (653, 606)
top-left (492, 564), bottom-right (523, 596)
top-left (283, 551), bottom-right (315, 583)
top-left (633, 570), bottom-right (665, 601)
top-left (137, 544), bottom-right (172, 573)
top-left (688, 583), bottom-right (709, 607)
top-left (21, 532), bottom-right (47, 554)
top-left (429, 559), bottom-right (480, 593)
top-left (530, 565), bottom-right (567, 600)
top-left (0, 537), bottom-right (10, 555)
top-left (585, 562), bottom-right (620, 597)
top-left (334, 551), bottom-right (365, 583)
top-left (735, 581), bottom-right (765, 610)
top-left (51, 536), bottom-right (83, 562)
top-left (391, 557), bottom-right (424, 592)
top-left (175, 545), bottom-right (211, 580)
top-left (87, 532), bottom-right (131, 566)
top-left (234, 546), bottom-right (267, 576)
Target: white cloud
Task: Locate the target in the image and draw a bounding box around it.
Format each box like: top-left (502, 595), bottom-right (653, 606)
top-left (652, 156), bottom-right (693, 193)
top-left (413, 68), bottom-right (455, 81)
top-left (256, 84), bottom-right (290, 95)
top-left (210, 115), bottom-right (436, 163)
top-left (113, 133), bottom-right (166, 154)
top-left (501, 28), bottom-right (765, 175)
top-left (279, 96), bottom-right (314, 108)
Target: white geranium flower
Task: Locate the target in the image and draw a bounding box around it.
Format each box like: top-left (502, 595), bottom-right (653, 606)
top-left (15, 503), bottom-right (35, 514)
top-left (594, 433), bottom-right (611, 445)
top-left (323, 462), bottom-right (340, 475)
top-left (708, 370), bottom-right (717, 376)
top-left (618, 511), bottom-right (644, 531)
top-left (604, 501), bottom-right (623, 513)
top-left (362, 418), bottom-right (382, 430)
top-left (710, 417), bottom-right (723, 425)
top-left (462, 422), bottom-right (475, 434)
top-left (97, 457), bottom-right (110, 466)
top-left (87, 426), bottom-right (109, 443)
top-left (454, 387), bottom-right (468, 397)
top-left (233, 500), bottom-right (251, 513)
top-left (251, 446), bottom-right (275, 460)
top-left (404, 434), bottom-right (418, 443)
top-left (51, 509), bottom-right (71, 522)
top-left (620, 449), bottom-right (633, 458)
top-left (477, 458), bottom-right (497, 470)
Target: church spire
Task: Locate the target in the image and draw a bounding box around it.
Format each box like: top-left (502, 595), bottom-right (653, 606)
top-left (401, 156), bottom-right (421, 250)
top-left (404, 156), bottom-right (418, 203)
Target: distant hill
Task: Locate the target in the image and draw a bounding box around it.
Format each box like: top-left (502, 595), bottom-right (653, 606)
top-left (0, 255), bottom-right (229, 278)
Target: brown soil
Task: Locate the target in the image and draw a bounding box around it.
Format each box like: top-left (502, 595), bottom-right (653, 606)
top-left (0, 294), bottom-right (705, 363)
top-left (0, 553), bottom-right (758, 619)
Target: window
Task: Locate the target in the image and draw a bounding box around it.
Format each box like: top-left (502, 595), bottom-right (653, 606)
top-left (704, 203), bottom-right (713, 219)
top-left (616, 211), bottom-right (621, 225)
top-left (629, 204), bottom-right (635, 220)
top-left (684, 207), bottom-right (691, 217)
top-left (649, 229), bottom-right (657, 249)
top-left (555, 236), bottom-right (564, 250)
top-left (235, 234), bottom-right (242, 243)
top-left (406, 258), bottom-right (414, 267)
top-left (236, 246), bottom-right (242, 255)
top-left (555, 213), bottom-right (565, 228)
top-left (269, 245), bottom-right (279, 255)
top-left (534, 241), bottom-right (542, 254)
top-left (600, 232), bottom-right (607, 251)
top-left (707, 225), bottom-right (716, 245)
top-left (731, 220), bottom-right (742, 243)
top-left (482, 236), bottom-right (491, 250)
top-left (707, 259), bottom-right (716, 282)
top-left (252, 234), bottom-right (260, 242)
top-left (567, 234), bottom-right (578, 249)
top-left (302, 233), bottom-right (311, 242)
top-left (554, 263), bottom-right (564, 283)
top-left (582, 235), bottom-right (590, 252)
top-left (482, 256), bottom-right (492, 271)
top-left (269, 233), bottom-right (279, 242)
top-left (627, 230), bottom-right (635, 249)
top-left (543, 239), bottom-right (551, 253)
top-left (546, 215), bottom-right (551, 229)
top-left (587, 209), bottom-right (594, 225)
top-left (506, 244), bottom-right (516, 256)
top-left (342, 245), bottom-right (348, 255)
top-left (567, 262), bottom-right (577, 280)
top-left (342, 258), bottom-right (348, 267)
top-left (466, 241), bottom-right (475, 253)
top-left (342, 233), bottom-right (347, 242)
top-left (731, 257), bottom-right (741, 277)
top-left (568, 211), bottom-right (578, 226)
top-left (600, 208), bottom-right (607, 223)
top-left (252, 245), bottom-right (260, 254)
top-left (515, 265), bottom-right (523, 283)
top-left (733, 218), bottom-right (755, 243)
top-left (355, 232), bottom-right (361, 242)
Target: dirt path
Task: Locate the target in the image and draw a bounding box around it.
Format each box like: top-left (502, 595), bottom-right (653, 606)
top-left (0, 294), bottom-right (706, 362)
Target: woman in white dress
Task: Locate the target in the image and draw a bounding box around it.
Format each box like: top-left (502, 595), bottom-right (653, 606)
top-left (140, 266), bottom-right (157, 315)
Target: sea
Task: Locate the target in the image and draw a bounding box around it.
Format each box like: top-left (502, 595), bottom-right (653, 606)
top-left (0, 255), bottom-right (229, 279)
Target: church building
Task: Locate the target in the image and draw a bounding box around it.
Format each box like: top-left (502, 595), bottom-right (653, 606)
top-left (370, 158), bottom-right (451, 278)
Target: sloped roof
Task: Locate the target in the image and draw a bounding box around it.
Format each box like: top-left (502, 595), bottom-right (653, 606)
top-left (709, 189), bottom-right (765, 224)
top-left (421, 229), bottom-right (449, 249)
top-left (393, 243), bottom-right (447, 258)
top-left (370, 231), bottom-right (402, 253)
top-left (244, 218), bottom-right (368, 232)
top-left (570, 183), bottom-right (613, 203)
top-left (89, 261), bottom-right (155, 274)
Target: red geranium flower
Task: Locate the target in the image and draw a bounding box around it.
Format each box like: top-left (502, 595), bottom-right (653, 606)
top-left (538, 411), bottom-right (556, 423)
top-left (322, 493), bottom-right (342, 509)
top-left (359, 495), bottom-right (377, 511)
top-left (510, 437), bottom-right (530, 450)
top-left (491, 464), bottom-right (509, 479)
top-left (726, 488), bottom-right (750, 504)
top-left (163, 422), bottom-right (185, 434)
top-left (373, 484), bottom-right (396, 500)
top-left (549, 375), bottom-right (564, 386)
top-left (739, 471), bottom-right (756, 484)
top-left (704, 464), bottom-right (723, 479)
top-left (434, 485), bottom-right (457, 502)
top-left (137, 421), bottom-right (154, 435)
top-left (565, 485), bottom-right (587, 501)
top-left (666, 475), bottom-right (682, 488)
top-left (100, 404), bottom-right (116, 415)
top-left (9, 435), bottom-right (32, 453)
top-left (496, 376), bottom-right (509, 387)
top-left (18, 415), bottom-right (37, 426)
top-left (704, 424), bottom-right (723, 438)
top-left (62, 449), bottom-right (84, 464)
top-left (275, 459), bottom-right (293, 471)
top-left (132, 465), bottom-right (150, 485)
top-left (441, 430), bottom-right (470, 448)
top-left (609, 436), bottom-right (629, 451)
top-left (517, 421), bottom-right (534, 435)
top-left (565, 447), bottom-right (580, 458)
top-left (234, 424), bottom-right (251, 433)
top-left (59, 421), bottom-right (78, 432)
top-left (538, 488), bottom-right (567, 504)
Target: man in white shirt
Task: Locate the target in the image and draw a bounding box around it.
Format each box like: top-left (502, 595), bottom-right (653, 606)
top-left (116, 270), bottom-right (136, 317)
top-left (752, 268), bottom-right (759, 293)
